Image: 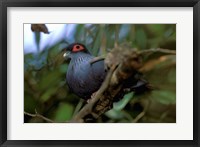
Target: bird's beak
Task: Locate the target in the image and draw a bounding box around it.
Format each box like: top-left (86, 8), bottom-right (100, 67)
top-left (63, 51), bottom-right (71, 60)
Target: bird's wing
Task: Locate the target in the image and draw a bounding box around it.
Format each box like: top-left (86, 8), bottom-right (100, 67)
top-left (90, 58), bottom-right (106, 83)
top-left (89, 56), bottom-right (105, 64)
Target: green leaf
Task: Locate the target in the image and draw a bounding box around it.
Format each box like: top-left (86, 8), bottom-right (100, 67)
top-left (113, 92), bottom-right (134, 111)
top-left (92, 28), bottom-right (101, 55)
top-left (135, 28), bottom-right (147, 49)
top-left (24, 94), bottom-right (37, 113)
top-left (151, 90), bottom-right (176, 104)
top-left (148, 24), bottom-right (164, 36)
top-left (74, 24), bottom-right (85, 42)
top-left (34, 32), bottom-right (40, 51)
top-left (40, 87), bottom-right (58, 103)
top-left (39, 69), bottom-right (62, 90)
top-left (59, 64), bottom-right (68, 74)
top-left (53, 103), bottom-right (74, 121)
top-left (105, 109), bottom-right (124, 120)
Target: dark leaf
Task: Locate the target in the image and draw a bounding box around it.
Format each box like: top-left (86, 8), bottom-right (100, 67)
top-left (31, 24), bottom-right (50, 34)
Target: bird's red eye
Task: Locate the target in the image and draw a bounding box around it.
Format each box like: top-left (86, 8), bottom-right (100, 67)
top-left (72, 45), bottom-right (84, 52)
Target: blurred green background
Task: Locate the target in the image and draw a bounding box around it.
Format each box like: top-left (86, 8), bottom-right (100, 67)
top-left (24, 24), bottom-right (176, 123)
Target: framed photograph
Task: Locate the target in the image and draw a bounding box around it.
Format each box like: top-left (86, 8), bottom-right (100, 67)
top-left (0, 0), bottom-right (199, 146)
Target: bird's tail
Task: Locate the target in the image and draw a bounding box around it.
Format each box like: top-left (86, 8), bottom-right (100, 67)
top-left (130, 79), bottom-right (154, 95)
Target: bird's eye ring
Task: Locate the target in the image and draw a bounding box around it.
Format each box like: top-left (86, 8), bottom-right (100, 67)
top-left (72, 44), bottom-right (85, 52)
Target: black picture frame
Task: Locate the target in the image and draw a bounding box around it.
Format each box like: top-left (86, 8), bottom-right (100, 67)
top-left (0, 0), bottom-right (199, 146)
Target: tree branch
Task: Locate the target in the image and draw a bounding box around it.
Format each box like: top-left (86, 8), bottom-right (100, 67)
top-left (24, 110), bottom-right (54, 123)
top-left (71, 46), bottom-right (176, 123)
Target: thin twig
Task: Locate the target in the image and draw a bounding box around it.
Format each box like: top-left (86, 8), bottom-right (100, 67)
top-left (24, 111), bottom-right (54, 123)
top-left (72, 99), bottom-right (84, 117)
top-left (132, 111), bottom-right (146, 123)
top-left (132, 97), bottom-right (151, 123)
top-left (140, 48), bottom-right (176, 54)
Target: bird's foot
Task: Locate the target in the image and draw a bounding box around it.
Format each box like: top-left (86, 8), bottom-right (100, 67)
top-left (86, 92), bottom-right (97, 103)
top-left (86, 98), bottom-right (91, 103)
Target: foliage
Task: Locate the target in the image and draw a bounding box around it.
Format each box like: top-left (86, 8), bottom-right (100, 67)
top-left (24, 24), bottom-right (176, 123)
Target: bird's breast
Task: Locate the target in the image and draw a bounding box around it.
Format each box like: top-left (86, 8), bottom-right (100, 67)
top-left (67, 58), bottom-right (101, 98)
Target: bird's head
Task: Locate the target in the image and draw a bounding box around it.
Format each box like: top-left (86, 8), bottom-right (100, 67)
top-left (63, 43), bottom-right (90, 60)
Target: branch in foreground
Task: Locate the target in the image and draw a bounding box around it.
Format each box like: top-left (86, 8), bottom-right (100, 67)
top-left (71, 46), bottom-right (142, 122)
top-left (24, 110), bottom-right (54, 123)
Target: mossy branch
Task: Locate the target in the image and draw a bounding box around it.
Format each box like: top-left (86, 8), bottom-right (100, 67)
top-left (71, 46), bottom-right (176, 123)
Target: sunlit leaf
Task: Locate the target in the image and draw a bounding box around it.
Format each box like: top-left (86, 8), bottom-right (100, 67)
top-left (113, 92), bottom-right (134, 111)
top-left (40, 87), bottom-right (58, 103)
top-left (105, 109), bottom-right (125, 120)
top-left (53, 103), bottom-right (74, 121)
